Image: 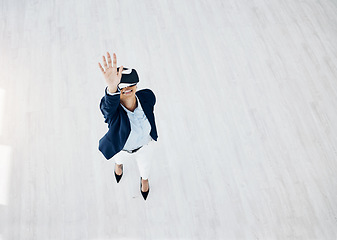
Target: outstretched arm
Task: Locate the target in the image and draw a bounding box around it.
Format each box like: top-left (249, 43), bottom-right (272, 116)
top-left (98, 52), bottom-right (123, 127)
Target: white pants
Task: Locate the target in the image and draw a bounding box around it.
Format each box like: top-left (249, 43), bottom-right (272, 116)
top-left (112, 140), bottom-right (155, 180)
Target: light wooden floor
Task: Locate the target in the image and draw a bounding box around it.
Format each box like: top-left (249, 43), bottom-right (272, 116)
top-left (1, 0), bottom-right (337, 239)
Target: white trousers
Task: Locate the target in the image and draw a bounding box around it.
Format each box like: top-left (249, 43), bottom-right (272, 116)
top-left (112, 140), bottom-right (155, 180)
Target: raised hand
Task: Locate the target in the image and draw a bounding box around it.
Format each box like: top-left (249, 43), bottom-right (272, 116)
top-left (98, 52), bottom-right (123, 93)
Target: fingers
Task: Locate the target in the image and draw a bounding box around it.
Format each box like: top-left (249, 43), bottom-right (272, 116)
top-left (107, 52), bottom-right (112, 68)
top-left (103, 55), bottom-right (108, 69)
top-left (98, 52), bottom-right (119, 75)
top-left (98, 62), bottom-right (105, 74)
top-left (113, 53), bottom-right (117, 68)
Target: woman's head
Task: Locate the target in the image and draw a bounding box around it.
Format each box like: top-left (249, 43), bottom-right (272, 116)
top-left (117, 67), bottom-right (139, 101)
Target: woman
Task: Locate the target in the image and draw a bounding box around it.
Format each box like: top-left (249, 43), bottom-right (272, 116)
top-left (98, 52), bottom-right (158, 200)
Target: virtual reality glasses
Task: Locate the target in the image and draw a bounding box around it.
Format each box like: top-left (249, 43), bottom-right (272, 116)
top-left (118, 83), bottom-right (137, 90)
top-left (117, 67), bottom-right (139, 91)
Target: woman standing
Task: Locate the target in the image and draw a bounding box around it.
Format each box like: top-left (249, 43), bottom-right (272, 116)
top-left (98, 52), bottom-right (158, 200)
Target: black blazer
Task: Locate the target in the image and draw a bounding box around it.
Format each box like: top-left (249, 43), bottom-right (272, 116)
top-left (98, 87), bottom-right (158, 159)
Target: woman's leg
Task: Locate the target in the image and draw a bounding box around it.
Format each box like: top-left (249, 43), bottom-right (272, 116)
top-left (111, 150), bottom-right (133, 174)
top-left (135, 140), bottom-right (156, 180)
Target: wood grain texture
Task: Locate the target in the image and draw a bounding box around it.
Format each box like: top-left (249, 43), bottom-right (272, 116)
top-left (0, 0), bottom-right (337, 239)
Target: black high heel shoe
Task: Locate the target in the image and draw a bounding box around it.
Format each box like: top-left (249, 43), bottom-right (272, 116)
top-left (114, 164), bottom-right (123, 183)
top-left (140, 177), bottom-right (150, 200)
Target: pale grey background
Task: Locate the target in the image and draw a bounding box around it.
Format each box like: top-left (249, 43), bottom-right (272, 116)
top-left (0, 0), bottom-right (337, 239)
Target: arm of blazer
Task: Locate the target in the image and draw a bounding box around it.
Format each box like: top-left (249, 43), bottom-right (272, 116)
top-left (99, 86), bottom-right (121, 128)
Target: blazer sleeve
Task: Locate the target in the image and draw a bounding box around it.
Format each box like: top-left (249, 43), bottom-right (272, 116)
top-left (151, 89), bottom-right (156, 106)
top-left (143, 88), bottom-right (156, 106)
top-left (99, 86), bottom-right (121, 128)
